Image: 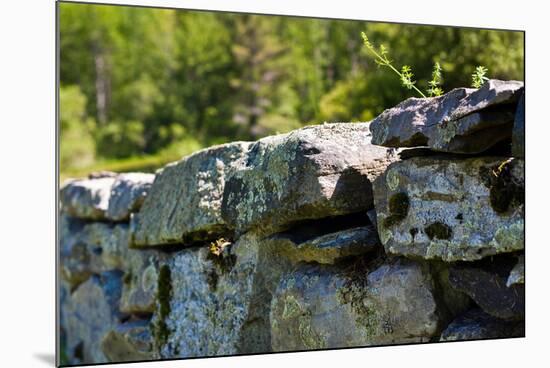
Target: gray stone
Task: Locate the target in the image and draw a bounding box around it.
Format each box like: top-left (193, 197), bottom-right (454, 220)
top-left (449, 257), bottom-right (524, 320)
top-left (222, 123), bottom-right (399, 234)
top-left (440, 308), bottom-right (524, 341)
top-left (158, 233), bottom-right (290, 358)
top-left (101, 319), bottom-right (157, 362)
top-left (370, 80), bottom-right (524, 154)
top-left (373, 156), bottom-right (524, 261)
top-left (130, 142), bottom-right (252, 247)
top-left (270, 258), bottom-right (441, 351)
top-left (63, 271), bottom-right (125, 365)
top-left (106, 173), bottom-right (155, 222)
top-left (120, 250), bottom-right (161, 314)
top-left (269, 222), bottom-right (380, 264)
top-left (507, 254), bottom-right (525, 287)
top-left (60, 177), bottom-right (115, 220)
top-left (59, 215), bottom-right (130, 287)
top-left (60, 214), bottom-right (160, 314)
top-left (512, 91), bottom-right (525, 158)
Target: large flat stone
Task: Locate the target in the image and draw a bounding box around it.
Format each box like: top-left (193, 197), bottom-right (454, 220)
top-left (268, 215), bottom-right (380, 264)
top-left (61, 173), bottom-right (155, 222)
top-left (370, 80), bottom-right (524, 154)
top-left (130, 142), bottom-right (252, 247)
top-left (440, 308), bottom-right (524, 341)
top-left (221, 123), bottom-right (399, 235)
top-left (373, 156), bottom-right (524, 261)
top-left (60, 177), bottom-right (115, 220)
top-left (63, 271), bottom-right (125, 365)
top-left (270, 258), bottom-right (442, 351)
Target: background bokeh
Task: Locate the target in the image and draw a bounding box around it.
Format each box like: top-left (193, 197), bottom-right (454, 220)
top-left (59, 3), bottom-right (524, 179)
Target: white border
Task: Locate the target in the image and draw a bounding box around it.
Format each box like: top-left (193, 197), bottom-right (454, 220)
top-left (1, 0), bottom-right (548, 367)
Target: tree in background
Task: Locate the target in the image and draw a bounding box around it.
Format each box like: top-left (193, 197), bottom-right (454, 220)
top-left (59, 3), bottom-right (524, 177)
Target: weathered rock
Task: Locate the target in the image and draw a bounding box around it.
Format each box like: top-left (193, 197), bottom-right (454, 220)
top-left (512, 91), bottom-right (525, 158)
top-left (60, 177), bottom-right (115, 220)
top-left (507, 254), bottom-right (525, 287)
top-left (440, 308), bottom-right (524, 341)
top-left (370, 80), bottom-right (524, 154)
top-left (60, 215), bottom-right (130, 287)
top-left (106, 173), bottom-right (155, 222)
top-left (63, 271), bottom-right (125, 365)
top-left (158, 233), bottom-right (291, 357)
top-left (449, 257), bottom-right (524, 320)
top-left (101, 319), bottom-right (157, 362)
top-left (270, 258), bottom-right (441, 351)
top-left (222, 123), bottom-right (399, 234)
top-left (269, 218), bottom-right (380, 264)
top-left (373, 156), bottom-right (524, 261)
top-left (120, 250), bottom-right (161, 314)
top-left (130, 142), bottom-right (252, 247)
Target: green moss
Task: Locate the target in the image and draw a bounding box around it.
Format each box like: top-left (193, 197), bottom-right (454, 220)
top-left (154, 265), bottom-right (172, 348)
top-left (123, 272), bottom-right (132, 285)
top-left (479, 159), bottom-right (524, 214)
top-left (383, 192), bottom-right (410, 228)
top-left (425, 222), bottom-right (452, 240)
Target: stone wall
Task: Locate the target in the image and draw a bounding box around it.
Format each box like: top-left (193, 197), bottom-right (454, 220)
top-left (58, 80), bottom-right (525, 365)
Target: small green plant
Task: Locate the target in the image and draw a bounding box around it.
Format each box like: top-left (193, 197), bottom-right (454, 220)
top-left (472, 66), bottom-right (489, 88)
top-left (427, 62), bottom-right (444, 97)
top-left (361, 32), bottom-right (490, 97)
top-left (361, 32), bottom-right (427, 98)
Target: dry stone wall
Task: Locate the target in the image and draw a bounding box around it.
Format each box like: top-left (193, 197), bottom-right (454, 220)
top-left (59, 80), bottom-right (525, 365)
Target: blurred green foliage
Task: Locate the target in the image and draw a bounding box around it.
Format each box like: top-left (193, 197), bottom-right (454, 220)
top-left (59, 3), bottom-right (524, 178)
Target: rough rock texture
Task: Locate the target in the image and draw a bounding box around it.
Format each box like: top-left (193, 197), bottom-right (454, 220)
top-left (61, 173), bottom-right (154, 222)
top-left (120, 250), bottom-right (162, 314)
top-left (59, 107), bottom-right (525, 364)
top-left (373, 156), bottom-right (524, 261)
top-left (160, 233), bottom-right (290, 358)
top-left (370, 80), bottom-right (524, 154)
top-left (264, 211), bottom-right (381, 265)
top-left (63, 271), bottom-right (125, 365)
top-left (507, 254), bottom-right (525, 287)
top-left (60, 177), bottom-right (115, 220)
top-left (270, 258), bottom-right (442, 351)
top-left (440, 308), bottom-right (524, 341)
top-left (222, 123), bottom-right (399, 234)
top-left (107, 173), bottom-right (155, 221)
top-left (449, 256), bottom-right (525, 320)
top-left (268, 221), bottom-right (380, 264)
top-left (101, 319), bottom-right (157, 362)
top-left (59, 215), bottom-right (129, 287)
top-left (512, 91), bottom-right (525, 158)
top-left (130, 142), bottom-right (252, 247)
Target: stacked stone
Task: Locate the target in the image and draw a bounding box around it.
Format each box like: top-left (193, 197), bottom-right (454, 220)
top-left (369, 79), bottom-right (525, 341)
top-left (59, 80), bottom-right (525, 365)
top-left (59, 172), bottom-right (159, 364)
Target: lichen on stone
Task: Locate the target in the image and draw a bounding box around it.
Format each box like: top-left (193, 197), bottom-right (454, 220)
top-left (479, 158), bottom-right (524, 214)
top-left (424, 222), bottom-right (452, 240)
top-left (383, 192), bottom-right (410, 228)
